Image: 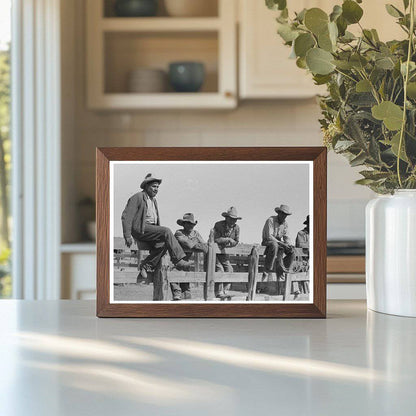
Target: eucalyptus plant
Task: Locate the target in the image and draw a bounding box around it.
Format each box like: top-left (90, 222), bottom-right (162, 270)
top-left (266, 0), bottom-right (416, 193)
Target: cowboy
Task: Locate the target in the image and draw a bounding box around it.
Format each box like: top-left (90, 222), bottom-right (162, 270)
top-left (296, 215), bottom-right (309, 250)
top-left (213, 206), bottom-right (241, 299)
top-left (171, 213), bottom-right (208, 301)
top-left (262, 204), bottom-right (295, 282)
top-left (121, 173), bottom-right (193, 280)
top-left (295, 215), bottom-right (310, 296)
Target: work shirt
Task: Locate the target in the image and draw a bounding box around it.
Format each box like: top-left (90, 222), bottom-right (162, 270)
top-left (143, 193), bottom-right (158, 224)
top-left (174, 229), bottom-right (208, 253)
top-left (213, 220), bottom-right (240, 248)
top-left (296, 229), bottom-right (309, 249)
top-left (262, 216), bottom-right (291, 245)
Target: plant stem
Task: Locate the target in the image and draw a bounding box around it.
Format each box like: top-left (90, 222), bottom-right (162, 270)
top-left (398, 0), bottom-right (415, 188)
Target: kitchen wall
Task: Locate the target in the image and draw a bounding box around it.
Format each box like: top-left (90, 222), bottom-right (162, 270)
top-left (61, 0), bottom-right (374, 243)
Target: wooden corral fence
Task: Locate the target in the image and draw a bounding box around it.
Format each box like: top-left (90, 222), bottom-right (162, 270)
top-left (113, 231), bottom-right (309, 301)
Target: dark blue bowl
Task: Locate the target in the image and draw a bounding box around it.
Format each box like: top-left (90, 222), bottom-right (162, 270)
top-left (114, 0), bottom-right (158, 17)
top-left (169, 62), bottom-right (205, 93)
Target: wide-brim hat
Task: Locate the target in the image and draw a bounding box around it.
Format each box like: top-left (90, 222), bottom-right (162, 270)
top-left (303, 215), bottom-right (309, 225)
top-left (275, 204), bottom-right (292, 215)
top-left (177, 213), bottom-right (197, 226)
top-left (140, 173), bottom-right (162, 189)
top-left (221, 206), bottom-right (242, 220)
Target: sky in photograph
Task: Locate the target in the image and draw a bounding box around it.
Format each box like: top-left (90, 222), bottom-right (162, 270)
top-left (112, 162), bottom-right (311, 244)
top-left (0, 0), bottom-right (11, 50)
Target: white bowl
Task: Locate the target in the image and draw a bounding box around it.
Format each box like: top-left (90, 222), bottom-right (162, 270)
top-left (164, 0), bottom-right (217, 17)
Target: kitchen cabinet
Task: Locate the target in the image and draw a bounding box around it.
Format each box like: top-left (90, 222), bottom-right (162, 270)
top-left (238, 0), bottom-right (405, 99)
top-left (239, 0), bottom-right (323, 99)
top-left (86, 0), bottom-right (237, 109)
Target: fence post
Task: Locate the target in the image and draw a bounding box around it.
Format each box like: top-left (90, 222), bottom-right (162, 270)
top-left (247, 245), bottom-right (259, 301)
top-left (153, 254), bottom-right (169, 301)
top-left (204, 230), bottom-right (215, 301)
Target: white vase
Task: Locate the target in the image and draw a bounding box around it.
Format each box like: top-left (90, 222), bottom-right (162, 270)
top-left (366, 190), bottom-right (416, 317)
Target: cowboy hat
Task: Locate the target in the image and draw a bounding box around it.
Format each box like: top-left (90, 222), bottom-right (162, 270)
top-left (177, 213), bottom-right (198, 226)
top-left (221, 206), bottom-right (242, 220)
top-left (275, 204), bottom-right (292, 215)
top-left (140, 173), bottom-right (162, 189)
top-left (303, 215), bottom-right (309, 225)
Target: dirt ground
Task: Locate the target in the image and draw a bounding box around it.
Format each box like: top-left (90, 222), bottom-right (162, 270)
top-left (113, 282), bottom-right (310, 302)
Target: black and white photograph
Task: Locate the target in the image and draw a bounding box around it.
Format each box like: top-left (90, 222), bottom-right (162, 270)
top-left (110, 161), bottom-right (313, 303)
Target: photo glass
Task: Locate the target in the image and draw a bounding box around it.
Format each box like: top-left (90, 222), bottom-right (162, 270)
top-left (96, 147), bottom-right (326, 318)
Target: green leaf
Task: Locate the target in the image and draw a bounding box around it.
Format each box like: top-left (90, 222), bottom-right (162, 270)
top-left (371, 29), bottom-right (380, 42)
top-left (313, 74), bottom-right (332, 85)
top-left (294, 33), bottom-right (315, 57)
top-left (334, 139), bottom-right (356, 152)
top-left (375, 56), bottom-right (395, 70)
top-left (381, 132), bottom-right (409, 162)
top-left (369, 136), bottom-right (381, 162)
top-left (318, 31), bottom-right (334, 52)
top-left (277, 23), bottom-right (299, 42)
top-left (295, 8), bottom-right (307, 22)
top-left (407, 82), bottom-right (416, 99)
top-left (306, 48), bottom-right (335, 75)
top-left (355, 178), bottom-right (377, 185)
top-left (350, 53), bottom-right (368, 69)
top-left (356, 79), bottom-right (372, 92)
top-left (266, 0), bottom-right (287, 11)
top-left (336, 15), bottom-right (348, 36)
top-left (342, 0), bottom-right (363, 24)
top-left (304, 8), bottom-right (329, 35)
top-left (350, 152), bottom-right (368, 167)
top-left (372, 101), bottom-right (404, 130)
top-left (296, 57), bottom-right (307, 69)
top-left (330, 5), bottom-right (343, 22)
top-left (339, 31), bottom-right (356, 42)
top-left (401, 61), bottom-right (416, 76)
top-left (333, 59), bottom-right (353, 70)
top-left (385, 4), bottom-right (403, 18)
top-left (359, 170), bottom-right (391, 180)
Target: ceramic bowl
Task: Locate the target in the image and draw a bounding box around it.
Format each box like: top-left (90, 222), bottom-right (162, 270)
top-left (114, 0), bottom-right (158, 17)
top-left (168, 62), bottom-right (205, 92)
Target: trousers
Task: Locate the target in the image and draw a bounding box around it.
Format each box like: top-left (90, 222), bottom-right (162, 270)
top-left (263, 241), bottom-right (295, 277)
top-left (215, 254), bottom-right (232, 295)
top-left (134, 224), bottom-right (186, 269)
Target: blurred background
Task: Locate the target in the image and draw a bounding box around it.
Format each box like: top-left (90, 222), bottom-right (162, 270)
top-left (1, 0), bottom-right (404, 300)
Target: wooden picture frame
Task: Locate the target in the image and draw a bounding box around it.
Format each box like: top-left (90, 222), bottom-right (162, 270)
top-left (96, 147), bottom-right (327, 318)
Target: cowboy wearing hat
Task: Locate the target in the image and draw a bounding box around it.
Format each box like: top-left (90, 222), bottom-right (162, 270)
top-left (171, 213), bottom-right (208, 301)
top-left (213, 206), bottom-right (242, 299)
top-left (296, 215), bottom-right (309, 250)
top-left (261, 204), bottom-right (295, 286)
top-left (121, 173), bottom-right (193, 280)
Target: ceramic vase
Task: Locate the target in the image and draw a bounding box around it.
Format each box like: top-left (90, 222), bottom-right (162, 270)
top-left (366, 190), bottom-right (416, 317)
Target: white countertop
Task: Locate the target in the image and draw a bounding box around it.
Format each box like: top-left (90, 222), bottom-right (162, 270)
top-left (0, 300), bottom-right (415, 415)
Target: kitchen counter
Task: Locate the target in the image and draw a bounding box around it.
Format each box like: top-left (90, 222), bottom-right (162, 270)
top-left (0, 300), bottom-right (415, 415)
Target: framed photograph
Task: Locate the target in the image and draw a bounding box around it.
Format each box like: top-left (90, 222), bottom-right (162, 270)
top-left (96, 147), bottom-right (327, 318)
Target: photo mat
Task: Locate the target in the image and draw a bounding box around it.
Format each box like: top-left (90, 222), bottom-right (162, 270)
top-left (110, 161), bottom-right (313, 304)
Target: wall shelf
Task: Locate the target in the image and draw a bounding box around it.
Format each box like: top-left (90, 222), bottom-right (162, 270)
top-left (100, 17), bottom-right (221, 32)
top-left (86, 0), bottom-right (236, 109)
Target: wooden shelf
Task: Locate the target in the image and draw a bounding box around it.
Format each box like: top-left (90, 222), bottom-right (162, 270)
top-left (89, 92), bottom-right (235, 110)
top-left (101, 17), bottom-right (221, 32)
top-left (327, 256), bottom-right (365, 274)
top-left (86, 0), bottom-right (237, 109)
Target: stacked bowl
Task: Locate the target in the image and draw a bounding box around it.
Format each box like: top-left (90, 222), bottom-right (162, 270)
top-left (127, 68), bottom-right (167, 93)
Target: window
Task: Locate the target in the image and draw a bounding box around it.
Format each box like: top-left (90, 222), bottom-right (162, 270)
top-left (0, 0), bottom-right (11, 298)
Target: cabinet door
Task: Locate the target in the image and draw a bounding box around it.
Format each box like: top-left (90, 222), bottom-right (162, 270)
top-left (239, 0), bottom-right (320, 99)
top-left (239, 0), bottom-right (404, 99)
